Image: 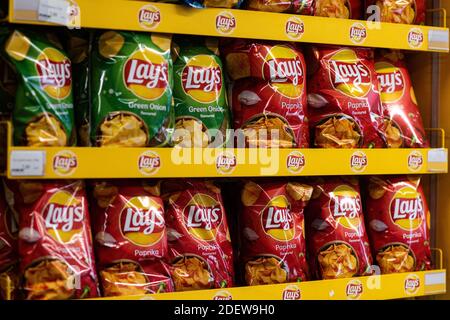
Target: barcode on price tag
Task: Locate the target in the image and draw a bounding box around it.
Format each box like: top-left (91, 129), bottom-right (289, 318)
top-left (38, 0), bottom-right (70, 25)
top-left (10, 151), bottom-right (46, 177)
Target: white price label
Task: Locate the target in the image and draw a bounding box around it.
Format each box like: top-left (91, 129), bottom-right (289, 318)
top-left (427, 149), bottom-right (448, 173)
top-left (38, 0), bottom-right (70, 25)
top-left (10, 151), bottom-right (46, 177)
top-left (428, 29), bottom-right (449, 51)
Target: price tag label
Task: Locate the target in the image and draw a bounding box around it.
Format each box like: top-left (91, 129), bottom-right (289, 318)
top-left (38, 0), bottom-right (70, 25)
top-left (427, 149), bottom-right (448, 173)
top-left (10, 151), bottom-right (46, 177)
top-left (428, 29), bottom-right (449, 51)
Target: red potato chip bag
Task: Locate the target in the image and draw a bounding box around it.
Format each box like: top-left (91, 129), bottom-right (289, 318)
top-left (364, 175), bottom-right (431, 274)
top-left (162, 180), bottom-right (234, 291)
top-left (375, 51), bottom-right (429, 148)
top-left (365, 0), bottom-right (425, 25)
top-left (222, 40), bottom-right (309, 148)
top-left (8, 180), bottom-right (99, 300)
top-left (306, 46), bottom-right (385, 148)
top-left (239, 180), bottom-right (312, 285)
top-left (305, 177), bottom-right (373, 280)
top-left (90, 180), bottom-right (173, 297)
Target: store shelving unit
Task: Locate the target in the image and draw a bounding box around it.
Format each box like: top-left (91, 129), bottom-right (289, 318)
top-left (2, 0), bottom-right (449, 300)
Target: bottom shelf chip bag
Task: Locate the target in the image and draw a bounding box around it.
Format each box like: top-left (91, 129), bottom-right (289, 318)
top-left (306, 177), bottom-right (373, 280)
top-left (364, 175), bottom-right (431, 274)
top-left (7, 180), bottom-right (99, 300)
top-left (91, 180), bottom-right (173, 296)
top-left (239, 180), bottom-right (312, 285)
top-left (162, 180), bottom-right (234, 291)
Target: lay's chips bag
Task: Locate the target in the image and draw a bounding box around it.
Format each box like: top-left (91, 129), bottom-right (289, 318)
top-left (91, 31), bottom-right (174, 147)
top-left (172, 37), bottom-right (230, 147)
top-left (2, 30), bottom-right (76, 147)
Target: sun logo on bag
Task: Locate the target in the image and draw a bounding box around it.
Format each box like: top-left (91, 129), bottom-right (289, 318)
top-left (262, 45), bottom-right (305, 99)
top-left (282, 285), bottom-right (301, 300)
top-left (285, 16), bottom-right (304, 40)
top-left (36, 47), bottom-right (72, 100)
top-left (183, 194), bottom-right (224, 241)
top-left (120, 196), bottom-right (165, 246)
top-left (182, 55), bottom-right (223, 103)
top-left (407, 151), bottom-right (423, 171)
top-left (124, 48), bottom-right (169, 100)
top-left (329, 49), bottom-right (372, 98)
top-left (138, 151), bottom-right (161, 176)
top-left (349, 23), bottom-right (367, 44)
top-left (404, 274), bottom-right (420, 295)
top-left (215, 151), bottom-right (236, 175)
top-left (329, 185), bottom-right (362, 229)
top-left (213, 290), bottom-right (233, 300)
top-left (375, 62), bottom-right (405, 103)
top-left (52, 150), bottom-right (78, 176)
top-left (407, 28), bottom-right (424, 48)
top-left (261, 195), bottom-right (294, 241)
top-left (390, 186), bottom-right (424, 231)
top-left (215, 11), bottom-right (236, 35)
top-left (286, 151), bottom-right (305, 174)
top-left (346, 279), bottom-right (363, 299)
top-left (42, 191), bottom-right (84, 243)
top-left (350, 151), bottom-right (368, 173)
top-left (138, 5), bottom-right (161, 30)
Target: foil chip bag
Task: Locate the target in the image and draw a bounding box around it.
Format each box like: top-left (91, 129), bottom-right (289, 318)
top-left (366, 0), bottom-right (425, 25)
top-left (305, 177), bottom-right (373, 280)
top-left (239, 180), bottom-right (312, 285)
top-left (172, 37), bottom-right (230, 147)
top-left (180, 0), bottom-right (242, 8)
top-left (306, 46), bottom-right (385, 148)
top-left (162, 180), bottom-right (234, 291)
top-left (2, 30), bottom-right (76, 146)
top-left (91, 180), bottom-right (173, 296)
top-left (91, 31), bottom-right (173, 147)
top-left (375, 50), bottom-right (429, 148)
top-left (364, 175), bottom-right (431, 274)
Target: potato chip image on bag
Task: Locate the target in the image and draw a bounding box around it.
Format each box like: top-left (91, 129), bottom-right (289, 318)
top-left (2, 29), bottom-right (76, 146)
top-left (172, 37), bottom-right (230, 147)
top-left (375, 50), bottom-right (428, 148)
top-left (91, 31), bottom-right (174, 147)
top-left (8, 180), bottom-right (99, 300)
top-left (90, 180), bottom-right (173, 297)
top-left (305, 177), bottom-right (373, 280)
top-left (363, 176), bottom-right (431, 274)
top-left (306, 46), bottom-right (385, 148)
top-left (161, 180), bottom-right (234, 292)
top-left (239, 180), bottom-right (312, 285)
top-left (366, 0), bottom-right (425, 25)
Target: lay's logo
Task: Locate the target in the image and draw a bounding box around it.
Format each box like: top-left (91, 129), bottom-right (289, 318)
top-left (261, 195), bottom-right (294, 241)
top-left (286, 151), bottom-right (305, 173)
top-left (408, 151), bottom-right (423, 171)
top-left (138, 151), bottom-right (161, 176)
top-left (213, 290), bottom-right (233, 300)
top-left (350, 151), bottom-right (368, 172)
top-left (329, 185), bottom-right (362, 229)
top-left (285, 17), bottom-right (304, 40)
top-left (138, 5), bottom-right (161, 30)
top-left (262, 45), bottom-right (304, 99)
top-left (408, 29), bottom-right (424, 48)
top-left (215, 12), bottom-right (236, 35)
top-left (349, 23), bottom-right (367, 44)
top-left (124, 48), bottom-right (169, 100)
top-left (182, 55), bottom-right (222, 103)
top-left (376, 62), bottom-right (405, 103)
top-left (404, 274), bottom-right (420, 295)
top-left (36, 48), bottom-right (72, 100)
top-left (389, 186), bottom-right (424, 231)
top-left (329, 49), bottom-right (372, 98)
top-left (282, 285), bottom-right (301, 300)
top-left (183, 194), bottom-right (223, 241)
top-left (43, 191), bottom-right (84, 243)
top-left (346, 280), bottom-right (363, 299)
top-left (215, 152), bottom-right (236, 175)
top-left (52, 150), bottom-right (77, 176)
top-left (120, 196), bottom-right (165, 247)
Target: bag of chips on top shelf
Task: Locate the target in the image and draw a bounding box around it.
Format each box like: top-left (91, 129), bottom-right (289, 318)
top-left (172, 37), bottom-right (230, 147)
top-left (161, 180), bottom-right (234, 291)
top-left (4, 179), bottom-right (99, 300)
top-left (365, 0), bottom-right (425, 25)
top-left (306, 45), bottom-right (386, 148)
top-left (305, 177), bottom-right (373, 280)
top-left (181, 0), bottom-right (243, 8)
top-left (2, 29), bottom-right (76, 147)
top-left (239, 180), bottom-right (312, 285)
top-left (91, 31), bottom-right (174, 147)
top-left (90, 180), bottom-right (173, 297)
top-left (363, 175), bottom-right (431, 274)
top-left (375, 50), bottom-right (429, 148)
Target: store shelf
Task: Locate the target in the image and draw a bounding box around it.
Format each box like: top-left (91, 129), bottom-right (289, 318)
top-left (91, 269), bottom-right (446, 300)
top-left (8, 0), bottom-right (449, 52)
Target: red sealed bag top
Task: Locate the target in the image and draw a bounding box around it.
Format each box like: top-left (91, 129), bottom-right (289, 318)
top-left (162, 180), bottom-right (234, 291)
top-left (90, 180), bottom-right (173, 297)
top-left (6, 180), bottom-right (99, 300)
top-left (239, 180), bottom-right (312, 286)
top-left (306, 46), bottom-right (385, 148)
top-left (222, 40), bottom-right (309, 148)
top-left (366, 0), bottom-right (425, 25)
top-left (364, 175), bottom-right (431, 274)
top-left (375, 50), bottom-right (428, 148)
top-left (305, 177), bottom-right (373, 280)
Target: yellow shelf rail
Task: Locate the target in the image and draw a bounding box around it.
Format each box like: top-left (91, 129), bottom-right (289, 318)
top-left (7, 0), bottom-right (449, 52)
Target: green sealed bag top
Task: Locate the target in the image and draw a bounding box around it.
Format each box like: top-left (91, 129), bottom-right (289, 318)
top-left (172, 36), bottom-right (230, 147)
top-left (91, 31), bottom-right (174, 147)
top-left (3, 30), bottom-right (76, 146)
